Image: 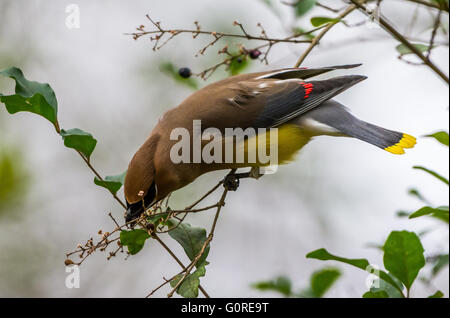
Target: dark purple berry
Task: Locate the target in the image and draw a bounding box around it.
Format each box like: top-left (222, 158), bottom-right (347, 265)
top-left (249, 49), bottom-right (261, 59)
top-left (178, 67), bottom-right (192, 78)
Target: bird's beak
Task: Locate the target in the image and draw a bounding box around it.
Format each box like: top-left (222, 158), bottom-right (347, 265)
top-left (125, 205), bottom-right (144, 224)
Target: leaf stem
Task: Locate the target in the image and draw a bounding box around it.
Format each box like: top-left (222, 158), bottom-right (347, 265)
top-left (75, 150), bottom-right (127, 209)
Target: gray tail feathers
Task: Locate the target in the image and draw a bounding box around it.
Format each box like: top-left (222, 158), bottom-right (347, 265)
top-left (305, 100), bottom-right (416, 154)
top-left (340, 120), bottom-right (409, 150)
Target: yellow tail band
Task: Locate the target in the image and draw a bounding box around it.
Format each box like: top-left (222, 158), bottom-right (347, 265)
top-left (384, 133), bottom-right (417, 155)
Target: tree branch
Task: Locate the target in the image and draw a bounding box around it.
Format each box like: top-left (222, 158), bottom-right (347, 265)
top-left (349, 0), bottom-right (449, 84)
top-left (294, 4), bottom-right (357, 67)
top-left (405, 0), bottom-right (449, 12)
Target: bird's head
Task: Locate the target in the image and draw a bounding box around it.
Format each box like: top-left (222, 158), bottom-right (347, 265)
top-left (124, 135), bottom-right (159, 223)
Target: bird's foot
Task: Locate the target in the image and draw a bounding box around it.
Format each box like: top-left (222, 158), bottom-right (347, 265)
top-left (223, 167), bottom-right (264, 191)
top-left (223, 174), bottom-right (240, 191)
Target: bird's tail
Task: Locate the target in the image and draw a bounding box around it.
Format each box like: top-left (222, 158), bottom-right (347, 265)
top-left (304, 100), bottom-right (416, 154)
top-left (341, 120), bottom-right (416, 154)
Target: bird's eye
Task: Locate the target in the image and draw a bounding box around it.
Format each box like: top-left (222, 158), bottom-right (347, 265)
top-left (125, 182), bottom-right (158, 222)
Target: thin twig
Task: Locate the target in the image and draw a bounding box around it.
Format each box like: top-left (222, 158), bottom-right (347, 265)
top-left (75, 150), bottom-right (127, 209)
top-left (166, 169), bottom-right (235, 298)
top-left (128, 15), bottom-right (313, 45)
top-left (427, 8), bottom-right (442, 58)
top-left (153, 234), bottom-right (210, 298)
top-left (294, 4), bottom-right (357, 67)
top-left (349, 0), bottom-right (449, 84)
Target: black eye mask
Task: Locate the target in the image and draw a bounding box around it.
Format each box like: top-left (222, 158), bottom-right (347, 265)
top-left (125, 182), bottom-right (157, 223)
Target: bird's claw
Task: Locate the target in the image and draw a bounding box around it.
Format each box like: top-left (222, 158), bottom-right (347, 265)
top-left (223, 174), bottom-right (240, 191)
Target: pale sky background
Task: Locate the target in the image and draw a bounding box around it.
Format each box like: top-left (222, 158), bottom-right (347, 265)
top-left (0, 0), bottom-right (448, 297)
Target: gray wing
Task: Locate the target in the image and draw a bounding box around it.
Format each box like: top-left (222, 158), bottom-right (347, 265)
top-left (252, 75), bottom-right (367, 128)
top-left (257, 64), bottom-right (362, 81)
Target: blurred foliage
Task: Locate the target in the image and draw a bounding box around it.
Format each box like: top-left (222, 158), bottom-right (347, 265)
top-left (396, 43), bottom-right (434, 56)
top-left (229, 55), bottom-right (251, 76)
top-left (252, 276), bottom-right (292, 296)
top-left (300, 267), bottom-right (341, 298)
top-left (307, 231), bottom-right (438, 297)
top-left (310, 17), bottom-right (340, 27)
top-left (0, 143), bottom-right (29, 217)
top-left (305, 128), bottom-right (449, 298)
top-left (409, 206), bottom-right (449, 223)
top-left (252, 267), bottom-right (341, 298)
top-left (413, 166), bottom-right (448, 186)
top-left (425, 131), bottom-right (449, 147)
top-left (160, 62), bottom-right (199, 90)
top-left (295, 0), bottom-right (316, 17)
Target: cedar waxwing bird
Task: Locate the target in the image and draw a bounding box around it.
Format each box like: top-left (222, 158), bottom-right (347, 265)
top-left (124, 64), bottom-right (416, 222)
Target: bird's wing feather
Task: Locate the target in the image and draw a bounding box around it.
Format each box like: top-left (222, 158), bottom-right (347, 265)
top-left (224, 75), bottom-right (367, 129)
top-left (256, 64), bottom-right (362, 80)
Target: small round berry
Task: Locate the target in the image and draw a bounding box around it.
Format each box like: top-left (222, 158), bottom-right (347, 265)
top-left (249, 49), bottom-right (261, 59)
top-left (178, 67), bottom-right (192, 78)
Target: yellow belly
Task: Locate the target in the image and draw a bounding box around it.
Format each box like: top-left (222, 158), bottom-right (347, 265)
top-left (241, 124), bottom-right (311, 166)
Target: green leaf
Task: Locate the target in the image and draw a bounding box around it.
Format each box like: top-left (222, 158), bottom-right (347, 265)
top-left (409, 206), bottom-right (449, 223)
top-left (383, 231), bottom-right (425, 290)
top-left (295, 0), bottom-right (316, 17)
top-left (309, 267), bottom-right (340, 298)
top-left (425, 131), bottom-right (449, 147)
top-left (407, 188), bottom-right (429, 204)
top-left (396, 211), bottom-right (411, 218)
top-left (252, 276), bottom-right (292, 297)
top-left (307, 248), bottom-right (404, 295)
top-left (428, 290), bottom-right (444, 298)
top-left (292, 27), bottom-right (315, 40)
top-left (0, 67), bottom-right (59, 129)
top-left (159, 62), bottom-right (198, 90)
top-left (369, 275), bottom-right (404, 298)
top-left (229, 56), bottom-right (250, 76)
top-left (147, 211), bottom-right (169, 227)
top-left (170, 264), bottom-right (206, 298)
top-left (60, 128), bottom-right (97, 160)
top-left (310, 17), bottom-right (340, 27)
top-left (413, 166), bottom-right (449, 186)
top-left (396, 43), bottom-right (434, 56)
top-left (431, 0), bottom-right (449, 10)
top-left (307, 248), bottom-right (370, 270)
top-left (363, 290), bottom-right (389, 298)
top-left (119, 229), bottom-right (150, 255)
top-left (94, 171), bottom-right (127, 195)
top-left (168, 222), bottom-right (209, 267)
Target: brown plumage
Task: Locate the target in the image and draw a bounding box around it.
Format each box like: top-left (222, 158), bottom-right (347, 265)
top-left (124, 64), bottom-right (415, 221)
